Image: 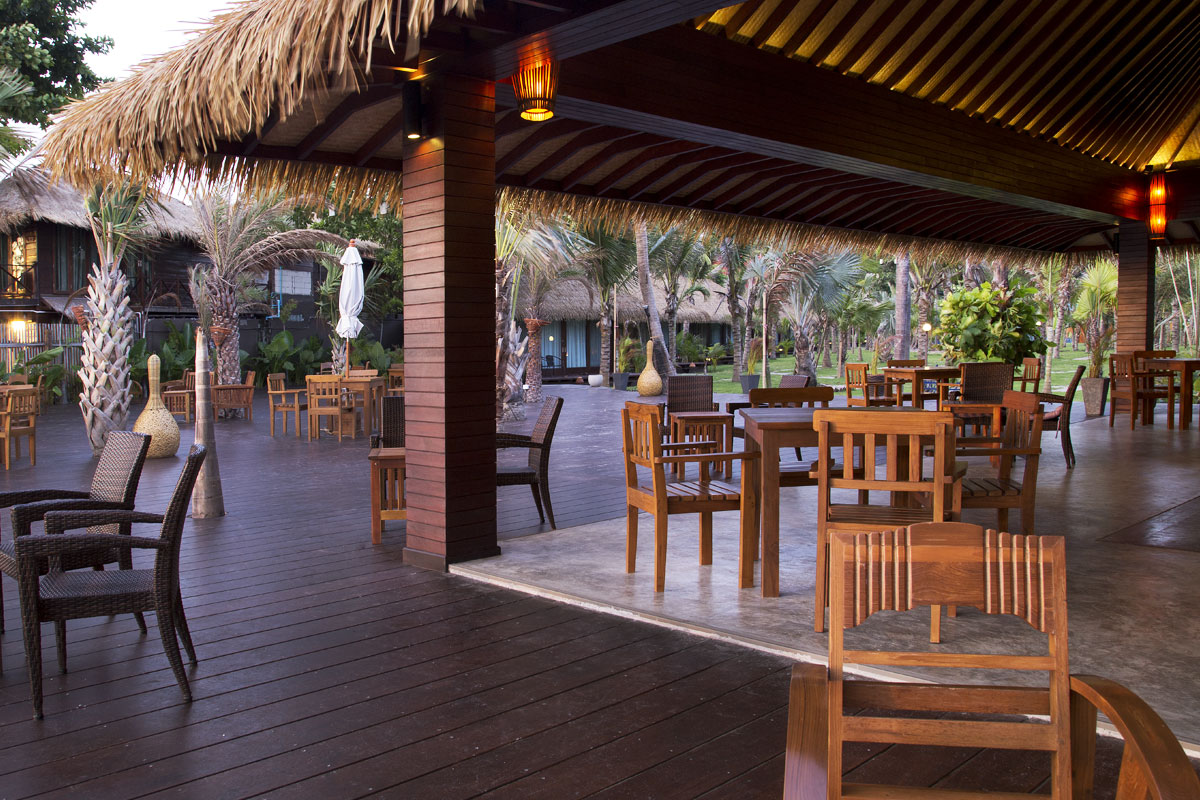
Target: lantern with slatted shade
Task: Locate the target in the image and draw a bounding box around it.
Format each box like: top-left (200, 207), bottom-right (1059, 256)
top-left (1148, 172), bottom-right (1168, 238)
top-left (512, 60), bottom-right (559, 122)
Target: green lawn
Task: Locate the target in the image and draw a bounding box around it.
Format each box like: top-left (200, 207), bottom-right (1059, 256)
top-left (698, 346), bottom-right (1117, 396)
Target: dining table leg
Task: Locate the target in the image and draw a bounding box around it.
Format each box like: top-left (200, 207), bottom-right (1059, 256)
top-left (1181, 365), bottom-right (1194, 429)
top-left (756, 429), bottom-right (780, 598)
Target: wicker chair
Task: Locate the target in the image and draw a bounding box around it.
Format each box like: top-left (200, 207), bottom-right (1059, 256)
top-left (1040, 365), bottom-right (1084, 468)
top-left (497, 396), bottom-right (563, 529)
top-left (371, 396), bottom-right (406, 448)
top-left (777, 374), bottom-right (809, 388)
top-left (18, 446), bottom-right (206, 719)
top-left (942, 361), bottom-right (1013, 435)
top-left (212, 371), bottom-right (256, 421)
top-left (663, 374), bottom-right (717, 440)
top-left (0, 430), bottom-right (151, 636)
top-left (0, 386), bottom-right (39, 469)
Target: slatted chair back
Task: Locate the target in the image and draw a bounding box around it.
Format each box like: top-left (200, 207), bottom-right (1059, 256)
top-left (3, 373), bottom-right (28, 385)
top-left (305, 375), bottom-right (345, 408)
top-left (844, 363), bottom-right (892, 406)
top-left (621, 401), bottom-right (669, 496)
top-left (1133, 349), bottom-right (1176, 369)
top-left (886, 358), bottom-right (926, 368)
top-left (748, 386), bottom-right (834, 408)
top-left (665, 374), bottom-right (715, 415)
top-left (995, 390), bottom-right (1044, 451)
top-left (319, 362), bottom-right (335, 374)
top-left (243, 370), bottom-right (256, 387)
top-left (6, 386), bottom-right (38, 420)
top-left (378, 396), bottom-right (405, 448)
top-left (266, 373), bottom-right (286, 394)
top-left (819, 522), bottom-right (1071, 798)
top-left (958, 361), bottom-right (1014, 403)
top-left (387, 364), bottom-right (404, 394)
top-left (777, 374), bottom-right (810, 388)
top-left (183, 370), bottom-right (195, 390)
top-left (527, 396), bottom-right (564, 470)
top-left (1016, 356), bottom-right (1042, 392)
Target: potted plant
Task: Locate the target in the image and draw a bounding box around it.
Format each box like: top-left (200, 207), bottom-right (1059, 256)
top-left (739, 338), bottom-right (763, 394)
top-left (613, 336), bottom-right (642, 391)
top-left (1072, 262), bottom-right (1117, 416)
top-left (703, 342), bottom-right (727, 375)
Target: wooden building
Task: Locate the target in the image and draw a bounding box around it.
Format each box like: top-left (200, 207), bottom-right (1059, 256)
top-left (40, 0), bottom-right (1200, 569)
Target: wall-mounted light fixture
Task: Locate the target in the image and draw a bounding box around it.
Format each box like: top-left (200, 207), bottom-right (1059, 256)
top-left (512, 59), bottom-right (559, 122)
top-left (402, 80), bottom-right (423, 140)
top-left (1148, 171), bottom-right (1168, 239)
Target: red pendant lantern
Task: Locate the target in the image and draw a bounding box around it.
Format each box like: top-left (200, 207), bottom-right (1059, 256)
top-left (1148, 172), bottom-right (1168, 239)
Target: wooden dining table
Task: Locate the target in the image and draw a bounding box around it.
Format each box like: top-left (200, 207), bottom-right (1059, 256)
top-left (881, 365), bottom-right (961, 408)
top-left (1142, 357), bottom-right (1200, 429)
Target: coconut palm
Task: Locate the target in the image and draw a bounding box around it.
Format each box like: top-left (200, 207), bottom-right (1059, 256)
top-left (575, 223), bottom-right (635, 386)
top-left (188, 192), bottom-right (344, 384)
top-left (78, 183), bottom-right (155, 454)
top-left (634, 221), bottom-right (671, 377)
top-left (908, 257), bottom-right (957, 358)
top-left (0, 67), bottom-right (33, 161)
top-left (713, 238), bottom-right (753, 381)
top-left (778, 250), bottom-right (861, 384)
top-left (650, 228), bottom-right (712, 362)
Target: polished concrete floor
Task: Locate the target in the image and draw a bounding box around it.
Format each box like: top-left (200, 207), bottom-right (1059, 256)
top-left (460, 386), bottom-right (1200, 745)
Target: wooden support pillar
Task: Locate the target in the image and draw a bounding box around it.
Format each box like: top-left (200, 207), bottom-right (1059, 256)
top-left (1116, 219), bottom-right (1155, 352)
top-left (401, 73), bottom-right (499, 570)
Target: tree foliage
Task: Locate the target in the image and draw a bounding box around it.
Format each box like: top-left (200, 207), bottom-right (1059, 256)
top-left (937, 282), bottom-right (1047, 366)
top-left (0, 2), bottom-right (111, 126)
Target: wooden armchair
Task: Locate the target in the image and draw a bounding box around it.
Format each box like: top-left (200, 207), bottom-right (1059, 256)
top-left (956, 389), bottom-right (1043, 534)
top-left (1110, 353), bottom-right (1173, 429)
top-left (784, 522), bottom-right (1200, 800)
top-left (1040, 364), bottom-right (1085, 468)
top-left (305, 375), bottom-right (356, 440)
top-left (369, 397), bottom-right (406, 544)
top-left (621, 401), bottom-right (760, 592)
top-left (497, 396), bottom-right (563, 529)
top-left (386, 364), bottom-right (404, 396)
top-left (813, 408), bottom-right (962, 633)
top-left (162, 371), bottom-right (195, 422)
top-left (267, 373), bottom-right (306, 437)
top-left (887, 357), bottom-right (926, 403)
top-left (0, 386), bottom-right (39, 469)
top-left (844, 363), bottom-right (896, 407)
top-left (1135, 349), bottom-right (1179, 427)
top-left (1015, 355), bottom-right (1043, 392)
top-left (212, 370), bottom-right (256, 421)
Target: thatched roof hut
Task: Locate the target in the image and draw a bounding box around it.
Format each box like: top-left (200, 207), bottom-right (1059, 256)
top-left (519, 278), bottom-right (730, 325)
top-left (0, 169), bottom-right (199, 240)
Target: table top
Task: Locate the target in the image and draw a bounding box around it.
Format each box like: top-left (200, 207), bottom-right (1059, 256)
top-left (1142, 357), bottom-right (1200, 367)
top-left (882, 365), bottom-right (961, 377)
top-left (740, 405), bottom-right (939, 429)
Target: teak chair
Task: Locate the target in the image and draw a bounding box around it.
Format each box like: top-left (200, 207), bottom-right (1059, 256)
top-left (266, 373), bottom-right (306, 437)
top-left (1015, 355), bottom-right (1043, 392)
top-left (497, 396), bottom-right (563, 529)
top-left (1134, 349), bottom-right (1179, 428)
top-left (19, 446), bottom-right (206, 719)
top-left (621, 401), bottom-right (760, 592)
top-left (844, 363), bottom-right (896, 407)
top-left (162, 371), bottom-right (195, 422)
top-left (813, 408), bottom-right (962, 633)
top-left (0, 386), bottom-right (39, 469)
top-left (369, 397), bottom-right (406, 544)
top-left (0, 430), bottom-right (151, 636)
top-left (957, 390), bottom-right (1044, 535)
top-left (212, 371), bottom-right (256, 421)
top-left (1039, 365), bottom-right (1085, 468)
top-left (1109, 353), bottom-right (1172, 429)
top-left (783, 522), bottom-right (1200, 800)
top-left (305, 375), bottom-right (356, 440)
top-left (386, 364), bottom-right (404, 396)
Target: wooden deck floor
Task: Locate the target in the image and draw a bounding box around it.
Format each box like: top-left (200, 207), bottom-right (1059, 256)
top-left (0, 397), bottom-right (1168, 798)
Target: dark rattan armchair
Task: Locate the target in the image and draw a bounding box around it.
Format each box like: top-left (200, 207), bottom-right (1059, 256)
top-left (0, 431), bottom-right (151, 635)
top-left (497, 396), bottom-right (563, 529)
top-left (371, 396), bottom-right (405, 448)
top-left (18, 446), bottom-right (206, 719)
top-left (1040, 365), bottom-right (1085, 468)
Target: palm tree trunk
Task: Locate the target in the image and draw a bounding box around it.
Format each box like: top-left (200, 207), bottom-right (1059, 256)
top-left (599, 302), bottom-right (613, 385)
top-left (916, 293), bottom-right (932, 357)
top-left (837, 327), bottom-right (848, 378)
top-left (524, 318), bottom-right (545, 402)
top-left (78, 260), bottom-right (135, 454)
top-left (635, 223), bottom-right (673, 376)
top-left (992, 259), bottom-right (1009, 291)
top-left (895, 252), bottom-right (911, 359)
top-left (795, 325), bottom-right (818, 386)
top-left (192, 328), bottom-right (225, 518)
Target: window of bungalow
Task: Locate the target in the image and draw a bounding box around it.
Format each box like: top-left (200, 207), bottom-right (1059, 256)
top-left (1, 231), bottom-right (36, 297)
top-left (53, 227), bottom-right (99, 294)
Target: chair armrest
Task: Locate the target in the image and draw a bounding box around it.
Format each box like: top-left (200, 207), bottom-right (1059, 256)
top-left (0, 489), bottom-right (91, 509)
top-left (654, 450), bottom-right (760, 465)
top-left (1070, 674), bottom-right (1200, 800)
top-left (945, 400), bottom-right (1002, 410)
top-left (15, 531), bottom-right (166, 560)
top-left (1035, 392), bottom-right (1066, 404)
top-left (661, 440), bottom-right (717, 451)
top-left (43, 509), bottom-right (164, 535)
top-left (11, 499), bottom-right (133, 537)
top-left (496, 433), bottom-right (544, 449)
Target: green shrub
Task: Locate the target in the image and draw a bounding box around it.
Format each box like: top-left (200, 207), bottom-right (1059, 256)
top-left (156, 322), bottom-right (196, 381)
top-left (704, 342), bottom-right (727, 371)
top-left (618, 337), bottom-right (643, 373)
top-left (745, 338), bottom-right (764, 375)
top-left (675, 332), bottom-right (705, 364)
top-left (351, 337), bottom-right (392, 372)
top-left (936, 283), bottom-right (1047, 365)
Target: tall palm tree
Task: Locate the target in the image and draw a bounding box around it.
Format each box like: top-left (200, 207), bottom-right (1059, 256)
top-left (908, 258), bottom-right (957, 358)
top-left (79, 183), bottom-right (151, 453)
top-left (188, 192), bottom-right (343, 384)
top-left (576, 223), bottom-right (634, 386)
top-left (713, 238), bottom-right (752, 381)
top-left (1072, 259), bottom-right (1118, 377)
top-left (651, 228), bottom-right (712, 362)
top-left (634, 221), bottom-right (671, 377)
top-left (779, 250), bottom-right (861, 384)
top-left (0, 67), bottom-right (33, 161)
top-left (894, 251), bottom-right (912, 359)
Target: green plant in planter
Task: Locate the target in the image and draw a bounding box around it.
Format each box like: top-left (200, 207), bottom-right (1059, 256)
top-left (936, 282), bottom-right (1047, 365)
top-left (745, 337), bottom-right (764, 375)
top-left (617, 336), bottom-right (643, 373)
top-left (156, 322), bottom-right (196, 382)
top-left (704, 342), bottom-right (727, 372)
top-left (675, 331), bottom-right (705, 365)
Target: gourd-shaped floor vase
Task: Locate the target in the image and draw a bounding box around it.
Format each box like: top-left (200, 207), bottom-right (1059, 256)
top-left (637, 340), bottom-right (663, 396)
top-left (133, 354), bottom-right (181, 457)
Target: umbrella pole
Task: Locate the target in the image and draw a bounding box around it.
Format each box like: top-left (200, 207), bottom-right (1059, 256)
top-left (344, 339), bottom-right (350, 377)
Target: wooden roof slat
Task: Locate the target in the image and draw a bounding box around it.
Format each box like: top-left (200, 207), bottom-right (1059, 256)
top-left (778, 0), bottom-right (840, 58)
top-left (805, 1), bottom-right (871, 67)
top-left (650, 153), bottom-right (774, 203)
top-left (521, 127), bottom-right (640, 184)
top-left (559, 133), bottom-right (662, 190)
top-left (879, 0), bottom-right (963, 91)
top-left (495, 119), bottom-right (598, 175)
top-left (921, 1), bottom-right (1036, 106)
top-left (622, 146), bottom-right (733, 199)
top-left (902, 1), bottom-right (1018, 100)
top-left (780, 177), bottom-right (885, 221)
top-left (709, 165), bottom-right (821, 210)
top-left (591, 140), bottom-right (712, 194)
top-left (722, 0), bottom-right (765, 40)
top-left (855, 0), bottom-right (942, 81)
top-left (674, 157), bottom-right (793, 204)
top-left (836, 0), bottom-right (915, 76)
top-left (749, 0), bottom-right (796, 49)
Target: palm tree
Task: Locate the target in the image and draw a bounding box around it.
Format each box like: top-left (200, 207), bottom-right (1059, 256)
top-left (634, 221), bottom-right (671, 377)
top-left (908, 258), bottom-right (957, 358)
top-left (78, 183), bottom-right (150, 453)
top-left (778, 250), bottom-right (861, 384)
top-left (1073, 259), bottom-right (1118, 377)
top-left (0, 67), bottom-right (33, 161)
top-left (894, 252), bottom-right (912, 359)
top-left (651, 228), bottom-right (712, 362)
top-left (188, 192), bottom-right (344, 384)
top-left (713, 238), bottom-right (752, 381)
top-left (576, 223), bottom-right (635, 386)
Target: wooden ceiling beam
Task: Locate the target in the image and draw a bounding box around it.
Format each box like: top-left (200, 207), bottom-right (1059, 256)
top-left (294, 83), bottom-right (402, 160)
top-left (839, 188), bottom-right (944, 228)
top-left (741, 169), bottom-right (860, 215)
top-left (855, 0), bottom-right (935, 80)
top-left (749, 1), bottom-right (796, 49)
top-left (642, 152), bottom-right (772, 203)
top-left (520, 127), bottom-right (641, 184)
top-left (920, 2), bottom-right (1031, 104)
top-left (622, 146), bottom-right (733, 199)
top-left (778, 177), bottom-right (882, 221)
top-left (850, 189), bottom-right (953, 230)
top-left (807, 184), bottom-right (926, 226)
top-left (213, 141), bottom-right (402, 173)
top-left (709, 165), bottom-right (821, 210)
top-left (591, 140), bottom-right (712, 194)
top-left (554, 26), bottom-right (1140, 222)
top-left (559, 132), bottom-right (661, 190)
top-left (903, 2), bottom-right (1013, 99)
top-left (241, 111), bottom-right (279, 156)
top-left (729, 171), bottom-right (831, 215)
top-left (722, 0), bottom-right (764, 40)
top-left (777, 0), bottom-right (838, 58)
top-left (670, 155), bottom-right (789, 203)
top-left (495, 119), bottom-right (598, 175)
top-left (353, 106), bottom-right (406, 166)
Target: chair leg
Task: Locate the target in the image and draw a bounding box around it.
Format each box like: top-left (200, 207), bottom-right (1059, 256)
top-left (529, 483), bottom-right (545, 523)
top-left (626, 506), bottom-right (638, 573)
top-left (134, 612), bottom-right (148, 634)
top-left (540, 479), bottom-right (556, 530)
top-left (930, 606), bottom-right (941, 644)
top-left (174, 597), bottom-right (198, 664)
top-left (998, 508), bottom-right (1009, 531)
top-left (654, 513), bottom-right (668, 592)
top-left (28, 433), bottom-right (34, 466)
top-left (23, 608), bottom-right (43, 719)
top-left (814, 527), bottom-right (828, 633)
top-left (1061, 424), bottom-right (1073, 468)
top-left (55, 620), bottom-right (67, 673)
top-left (699, 512), bottom-right (712, 565)
top-left (270, 409), bottom-right (276, 436)
top-left (157, 600), bottom-right (192, 702)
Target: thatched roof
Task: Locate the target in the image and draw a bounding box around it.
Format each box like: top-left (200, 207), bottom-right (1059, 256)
top-left (0, 169), bottom-right (199, 239)
top-left (40, 0), bottom-right (482, 208)
top-left (521, 278), bottom-right (730, 325)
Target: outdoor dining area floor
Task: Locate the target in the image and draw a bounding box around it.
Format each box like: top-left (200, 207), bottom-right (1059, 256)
top-left (0, 387), bottom-right (1194, 797)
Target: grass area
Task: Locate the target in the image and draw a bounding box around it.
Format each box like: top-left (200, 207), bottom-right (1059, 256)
top-left (698, 346), bottom-right (1140, 396)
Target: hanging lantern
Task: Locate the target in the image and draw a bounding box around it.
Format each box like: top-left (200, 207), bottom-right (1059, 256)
top-left (1148, 172), bottom-right (1168, 239)
top-left (512, 60), bottom-right (559, 122)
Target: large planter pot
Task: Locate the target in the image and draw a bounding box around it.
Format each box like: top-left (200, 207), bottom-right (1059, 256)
top-left (1080, 376), bottom-right (1109, 416)
top-left (612, 372), bottom-right (631, 391)
top-left (587, 374), bottom-right (603, 387)
top-left (739, 374), bottom-right (761, 394)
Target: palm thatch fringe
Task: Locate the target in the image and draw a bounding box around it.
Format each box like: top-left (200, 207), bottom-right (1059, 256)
top-left (522, 278), bottom-right (730, 325)
top-left (41, 0), bottom-right (482, 194)
top-left (498, 187), bottom-right (1103, 268)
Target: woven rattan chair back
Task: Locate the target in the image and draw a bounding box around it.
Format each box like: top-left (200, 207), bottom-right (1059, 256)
top-left (958, 362), bottom-right (1013, 403)
top-left (379, 396), bottom-right (406, 448)
top-left (666, 375), bottom-right (715, 415)
top-left (777, 374), bottom-right (810, 388)
top-left (157, 445), bottom-right (207, 583)
top-left (92, 431), bottom-right (153, 504)
top-left (526, 395), bottom-right (563, 470)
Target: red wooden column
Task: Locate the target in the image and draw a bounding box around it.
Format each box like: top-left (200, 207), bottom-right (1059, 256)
top-left (1116, 219), bottom-right (1154, 352)
top-left (401, 73), bottom-right (499, 569)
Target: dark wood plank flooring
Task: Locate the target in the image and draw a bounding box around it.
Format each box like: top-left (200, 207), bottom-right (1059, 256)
top-left (0, 397), bottom-right (1173, 798)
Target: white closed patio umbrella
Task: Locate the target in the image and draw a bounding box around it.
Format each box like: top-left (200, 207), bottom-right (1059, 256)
top-left (335, 240), bottom-right (364, 373)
